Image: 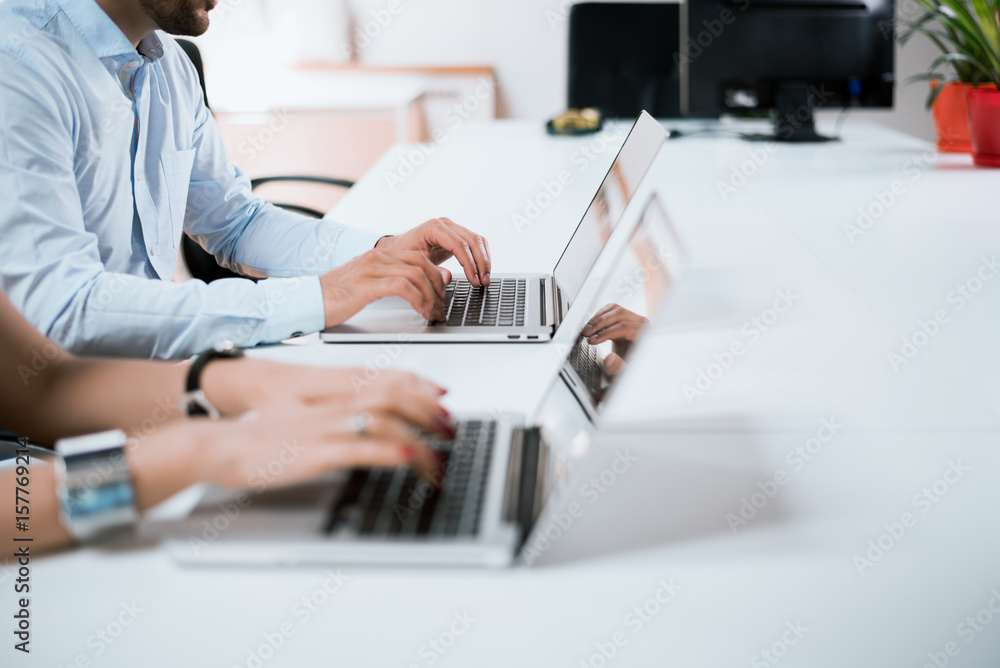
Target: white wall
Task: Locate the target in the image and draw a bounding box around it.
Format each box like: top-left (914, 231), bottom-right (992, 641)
top-left (346, 0), bottom-right (940, 140)
top-left (201, 0), bottom-right (941, 140)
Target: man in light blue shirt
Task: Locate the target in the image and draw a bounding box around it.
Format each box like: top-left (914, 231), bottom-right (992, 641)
top-left (0, 0), bottom-right (492, 359)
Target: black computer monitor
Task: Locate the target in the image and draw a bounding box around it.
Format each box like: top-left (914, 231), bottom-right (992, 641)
top-left (684, 0), bottom-right (895, 142)
top-left (568, 2), bottom-right (682, 118)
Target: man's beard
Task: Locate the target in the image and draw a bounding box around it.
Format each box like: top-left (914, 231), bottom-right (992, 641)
top-left (138, 0), bottom-right (212, 37)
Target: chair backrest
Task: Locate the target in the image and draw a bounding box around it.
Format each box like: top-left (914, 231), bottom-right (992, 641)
top-left (174, 39), bottom-right (249, 282)
top-left (175, 38), bottom-right (209, 109)
top-left (567, 2), bottom-right (681, 119)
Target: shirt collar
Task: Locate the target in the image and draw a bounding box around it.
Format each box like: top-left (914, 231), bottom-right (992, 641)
top-left (56, 0), bottom-right (164, 62)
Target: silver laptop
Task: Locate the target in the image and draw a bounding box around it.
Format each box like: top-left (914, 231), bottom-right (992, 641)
top-left (319, 111), bottom-right (667, 344)
top-left (167, 192), bottom-right (685, 568)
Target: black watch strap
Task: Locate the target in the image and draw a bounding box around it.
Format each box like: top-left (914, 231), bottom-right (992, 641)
top-left (184, 342), bottom-right (244, 417)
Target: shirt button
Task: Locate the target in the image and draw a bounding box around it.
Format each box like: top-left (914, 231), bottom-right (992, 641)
top-left (149, 246), bottom-right (156, 256)
top-left (291, 331), bottom-right (304, 338)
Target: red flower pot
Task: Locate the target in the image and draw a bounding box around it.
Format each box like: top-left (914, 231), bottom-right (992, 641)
top-left (967, 87), bottom-right (1000, 168)
top-left (931, 81), bottom-right (982, 153)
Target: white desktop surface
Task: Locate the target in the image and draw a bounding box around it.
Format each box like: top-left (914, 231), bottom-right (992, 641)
top-left (25, 120), bottom-right (1000, 667)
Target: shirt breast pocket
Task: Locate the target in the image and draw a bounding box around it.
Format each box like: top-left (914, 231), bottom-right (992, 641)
top-left (160, 149), bottom-right (196, 249)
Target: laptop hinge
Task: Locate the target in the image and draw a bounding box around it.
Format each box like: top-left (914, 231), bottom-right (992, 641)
top-left (539, 279), bottom-right (548, 327)
top-left (547, 279), bottom-right (564, 331)
top-left (503, 427), bottom-right (545, 551)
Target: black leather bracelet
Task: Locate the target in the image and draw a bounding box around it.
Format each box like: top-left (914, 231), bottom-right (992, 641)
top-left (183, 342), bottom-right (245, 417)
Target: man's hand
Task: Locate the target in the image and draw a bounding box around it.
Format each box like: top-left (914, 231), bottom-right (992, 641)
top-left (319, 248), bottom-right (449, 327)
top-left (581, 303), bottom-right (650, 375)
top-left (375, 218), bottom-right (492, 287)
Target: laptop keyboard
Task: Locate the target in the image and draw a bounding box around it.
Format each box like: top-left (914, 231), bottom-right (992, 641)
top-left (436, 278), bottom-right (527, 327)
top-left (570, 337), bottom-right (609, 399)
top-left (323, 420), bottom-right (498, 539)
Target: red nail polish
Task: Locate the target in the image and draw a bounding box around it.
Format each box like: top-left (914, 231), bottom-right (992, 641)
top-left (402, 446), bottom-right (415, 461)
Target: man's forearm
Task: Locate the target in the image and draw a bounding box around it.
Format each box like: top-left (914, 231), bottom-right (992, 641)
top-left (37, 269), bottom-right (324, 360)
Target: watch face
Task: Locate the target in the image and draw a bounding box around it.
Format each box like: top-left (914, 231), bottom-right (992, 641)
top-left (55, 432), bottom-right (139, 542)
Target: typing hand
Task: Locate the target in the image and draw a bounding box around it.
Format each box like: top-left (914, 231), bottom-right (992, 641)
top-left (196, 382), bottom-right (450, 491)
top-left (580, 304), bottom-right (649, 375)
top-left (202, 363), bottom-right (455, 440)
top-left (374, 218), bottom-right (491, 287)
top-left (319, 248), bottom-right (449, 326)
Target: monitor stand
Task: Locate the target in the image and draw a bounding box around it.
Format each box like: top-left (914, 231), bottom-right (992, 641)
top-left (741, 82), bottom-right (838, 143)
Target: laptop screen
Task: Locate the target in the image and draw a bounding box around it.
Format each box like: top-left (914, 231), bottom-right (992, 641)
top-left (550, 112), bottom-right (667, 309)
top-left (561, 192), bottom-right (686, 418)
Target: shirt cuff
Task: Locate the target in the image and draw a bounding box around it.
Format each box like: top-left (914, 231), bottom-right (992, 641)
top-left (258, 275), bottom-right (325, 343)
top-left (326, 223), bottom-right (383, 266)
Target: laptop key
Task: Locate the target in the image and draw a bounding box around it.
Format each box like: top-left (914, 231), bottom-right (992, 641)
top-left (323, 468), bottom-right (369, 534)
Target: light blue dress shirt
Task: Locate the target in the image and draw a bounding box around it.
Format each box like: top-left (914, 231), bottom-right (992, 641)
top-left (0, 0), bottom-right (381, 359)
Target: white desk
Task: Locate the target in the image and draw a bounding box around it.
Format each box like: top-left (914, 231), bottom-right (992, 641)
top-left (23, 120), bottom-right (1000, 667)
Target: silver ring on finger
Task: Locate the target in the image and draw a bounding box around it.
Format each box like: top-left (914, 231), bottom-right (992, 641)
top-left (351, 411), bottom-right (374, 437)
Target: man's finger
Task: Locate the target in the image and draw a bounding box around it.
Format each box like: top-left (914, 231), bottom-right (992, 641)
top-left (383, 258), bottom-right (441, 320)
top-left (402, 251), bottom-right (447, 299)
top-left (376, 275), bottom-right (433, 319)
top-left (604, 353), bottom-right (626, 375)
top-left (429, 220), bottom-right (481, 287)
top-left (587, 321), bottom-right (636, 345)
top-left (441, 218), bottom-right (491, 285)
top-left (582, 304), bottom-right (621, 335)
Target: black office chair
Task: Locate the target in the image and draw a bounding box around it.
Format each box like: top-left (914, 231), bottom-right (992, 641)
top-left (567, 3), bottom-right (681, 119)
top-left (175, 39), bottom-right (356, 283)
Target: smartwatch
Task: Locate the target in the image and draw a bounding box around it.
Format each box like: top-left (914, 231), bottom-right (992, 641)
top-left (55, 430), bottom-right (138, 543)
top-left (181, 341), bottom-right (245, 418)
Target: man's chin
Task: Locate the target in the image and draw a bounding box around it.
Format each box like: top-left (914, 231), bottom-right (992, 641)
top-left (164, 13), bottom-right (210, 37)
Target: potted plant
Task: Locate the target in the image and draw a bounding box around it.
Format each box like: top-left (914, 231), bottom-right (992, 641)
top-left (901, 0), bottom-right (1000, 163)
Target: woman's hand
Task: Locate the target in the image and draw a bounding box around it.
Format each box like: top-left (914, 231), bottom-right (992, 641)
top-left (129, 374), bottom-right (448, 510)
top-left (202, 361), bottom-right (455, 439)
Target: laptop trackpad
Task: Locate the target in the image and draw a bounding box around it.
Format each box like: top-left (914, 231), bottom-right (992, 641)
top-left (326, 297), bottom-right (428, 334)
top-left (362, 296), bottom-right (415, 311)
